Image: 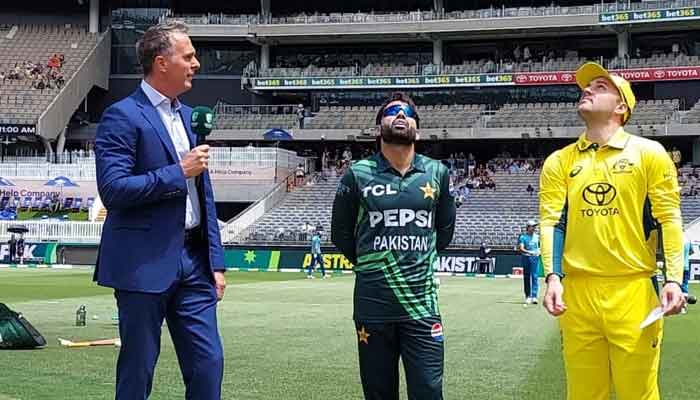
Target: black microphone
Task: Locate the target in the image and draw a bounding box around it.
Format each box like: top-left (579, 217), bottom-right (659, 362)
top-left (190, 106), bottom-right (215, 145)
top-left (190, 106), bottom-right (216, 240)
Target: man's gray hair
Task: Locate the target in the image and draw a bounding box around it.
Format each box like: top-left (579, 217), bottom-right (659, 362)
top-left (136, 21), bottom-right (189, 76)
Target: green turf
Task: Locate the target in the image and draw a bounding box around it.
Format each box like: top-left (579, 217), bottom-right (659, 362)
top-left (0, 270), bottom-right (697, 399)
top-left (17, 210), bottom-right (89, 221)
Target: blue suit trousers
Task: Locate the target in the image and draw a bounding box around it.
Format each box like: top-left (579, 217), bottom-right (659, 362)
top-left (114, 242), bottom-right (224, 400)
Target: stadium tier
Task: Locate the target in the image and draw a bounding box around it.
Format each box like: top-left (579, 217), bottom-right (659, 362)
top-left (228, 164), bottom-right (700, 248)
top-left (0, 24), bottom-right (98, 126)
top-left (256, 54), bottom-right (700, 78)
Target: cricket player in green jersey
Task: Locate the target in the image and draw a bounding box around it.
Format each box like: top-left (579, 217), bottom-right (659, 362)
top-left (331, 92), bottom-right (456, 400)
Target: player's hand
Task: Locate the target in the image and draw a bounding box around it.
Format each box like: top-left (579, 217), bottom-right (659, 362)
top-left (180, 145), bottom-right (210, 178)
top-left (214, 271), bottom-right (226, 301)
top-left (544, 276), bottom-right (566, 317)
top-left (660, 282), bottom-right (685, 316)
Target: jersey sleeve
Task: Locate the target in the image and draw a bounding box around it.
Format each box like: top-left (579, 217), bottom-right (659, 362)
top-left (331, 169), bottom-right (360, 265)
top-left (436, 164), bottom-right (456, 252)
top-left (539, 151), bottom-right (568, 278)
top-left (645, 144), bottom-right (684, 284)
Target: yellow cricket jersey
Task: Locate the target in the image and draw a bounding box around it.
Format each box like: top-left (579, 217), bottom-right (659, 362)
top-left (539, 128), bottom-right (683, 283)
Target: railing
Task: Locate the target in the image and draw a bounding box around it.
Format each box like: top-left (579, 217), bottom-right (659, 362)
top-left (0, 148), bottom-right (306, 178)
top-left (253, 54), bottom-right (699, 79)
top-left (220, 173), bottom-right (296, 243)
top-left (169, 0), bottom-right (700, 26)
top-left (0, 221), bottom-right (103, 243)
top-left (214, 103), bottom-right (300, 115)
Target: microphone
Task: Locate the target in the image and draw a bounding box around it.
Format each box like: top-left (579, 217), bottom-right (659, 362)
top-left (591, 143), bottom-right (599, 151)
top-left (190, 106), bottom-right (215, 145)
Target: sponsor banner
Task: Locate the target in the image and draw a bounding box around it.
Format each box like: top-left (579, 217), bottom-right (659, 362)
top-left (224, 249), bottom-right (279, 270)
top-left (253, 74), bottom-right (514, 90)
top-left (278, 250), bottom-right (354, 271)
top-left (0, 242), bottom-right (57, 264)
top-left (514, 66), bottom-right (700, 86)
top-left (208, 166), bottom-right (279, 181)
top-left (0, 177), bottom-right (97, 201)
top-left (0, 123), bottom-right (37, 135)
top-left (599, 7), bottom-right (700, 25)
top-left (513, 71), bottom-right (576, 85)
top-left (256, 66), bottom-right (700, 90)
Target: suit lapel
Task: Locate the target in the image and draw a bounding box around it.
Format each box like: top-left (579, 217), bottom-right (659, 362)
top-left (134, 88), bottom-right (179, 162)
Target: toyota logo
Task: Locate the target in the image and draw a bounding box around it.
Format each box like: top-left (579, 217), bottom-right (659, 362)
top-left (583, 183), bottom-right (617, 206)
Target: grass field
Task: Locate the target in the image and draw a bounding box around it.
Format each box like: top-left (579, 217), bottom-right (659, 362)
top-left (0, 269), bottom-right (698, 400)
top-left (16, 210), bottom-right (89, 221)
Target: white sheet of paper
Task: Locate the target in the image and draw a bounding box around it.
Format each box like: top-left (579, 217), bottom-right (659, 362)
top-left (640, 306), bottom-right (664, 329)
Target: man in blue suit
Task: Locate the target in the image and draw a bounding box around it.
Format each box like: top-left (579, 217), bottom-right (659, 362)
top-left (94, 21), bottom-right (226, 400)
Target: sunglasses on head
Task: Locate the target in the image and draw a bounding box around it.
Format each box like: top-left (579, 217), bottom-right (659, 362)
top-left (382, 103), bottom-right (418, 119)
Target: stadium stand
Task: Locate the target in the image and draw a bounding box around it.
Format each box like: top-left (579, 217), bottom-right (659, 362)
top-left (231, 159), bottom-right (700, 249)
top-left (303, 104), bottom-right (485, 130)
top-left (214, 99), bottom-right (688, 131)
top-left (256, 53), bottom-right (700, 79)
top-left (173, 1), bottom-right (699, 26)
top-left (0, 24), bottom-right (98, 126)
top-left (682, 100), bottom-right (700, 124)
top-left (487, 99), bottom-right (679, 128)
top-left (214, 104), bottom-right (299, 130)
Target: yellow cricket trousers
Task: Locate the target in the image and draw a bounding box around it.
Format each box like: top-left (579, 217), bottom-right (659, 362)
top-left (560, 275), bottom-right (663, 400)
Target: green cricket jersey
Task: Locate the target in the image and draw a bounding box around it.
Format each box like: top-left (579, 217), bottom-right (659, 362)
top-left (331, 152), bottom-right (456, 322)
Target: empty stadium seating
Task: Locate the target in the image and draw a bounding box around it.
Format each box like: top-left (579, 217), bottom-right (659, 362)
top-left (487, 99), bottom-right (679, 129)
top-left (304, 104), bottom-right (486, 130)
top-left (0, 24), bottom-right (99, 125)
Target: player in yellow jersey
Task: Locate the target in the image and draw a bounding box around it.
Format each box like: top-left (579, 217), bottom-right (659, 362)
top-left (539, 62), bottom-right (686, 400)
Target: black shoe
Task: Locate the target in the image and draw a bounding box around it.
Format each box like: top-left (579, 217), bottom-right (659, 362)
top-left (688, 295), bottom-right (697, 305)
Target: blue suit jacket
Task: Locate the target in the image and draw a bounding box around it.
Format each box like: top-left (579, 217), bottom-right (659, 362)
top-left (94, 88), bottom-right (225, 293)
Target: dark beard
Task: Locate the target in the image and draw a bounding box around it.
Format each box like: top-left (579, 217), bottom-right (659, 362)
top-left (380, 123), bottom-right (416, 145)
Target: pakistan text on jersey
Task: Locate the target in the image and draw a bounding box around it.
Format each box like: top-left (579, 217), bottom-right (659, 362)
top-left (373, 235), bottom-right (430, 251)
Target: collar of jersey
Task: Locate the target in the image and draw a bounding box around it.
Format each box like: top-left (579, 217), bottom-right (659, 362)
top-left (576, 127), bottom-right (629, 152)
top-left (375, 151), bottom-right (425, 174)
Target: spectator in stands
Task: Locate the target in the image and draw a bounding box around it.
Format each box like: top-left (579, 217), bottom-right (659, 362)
top-left (297, 104), bottom-right (305, 129)
top-left (671, 146), bottom-right (682, 167)
top-left (307, 230), bottom-right (327, 279)
top-left (342, 146), bottom-right (352, 163)
top-left (7, 234), bottom-right (16, 263)
top-left (48, 54), bottom-right (61, 71)
top-left (55, 73), bottom-right (65, 89)
top-left (467, 153), bottom-right (476, 177)
top-left (482, 176), bottom-right (496, 190)
top-left (0, 70), bottom-right (5, 83)
top-left (526, 183), bottom-right (535, 196)
top-left (295, 163), bottom-right (305, 185)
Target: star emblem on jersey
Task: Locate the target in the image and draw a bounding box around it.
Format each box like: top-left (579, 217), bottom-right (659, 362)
top-left (357, 326), bottom-right (370, 344)
top-left (244, 250), bottom-right (256, 264)
top-left (420, 182), bottom-right (436, 199)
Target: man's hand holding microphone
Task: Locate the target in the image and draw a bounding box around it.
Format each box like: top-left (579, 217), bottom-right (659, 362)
top-left (180, 144), bottom-right (210, 178)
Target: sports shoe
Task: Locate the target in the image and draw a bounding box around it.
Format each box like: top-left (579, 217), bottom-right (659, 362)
top-left (525, 298), bottom-right (533, 305)
top-left (531, 298), bottom-right (538, 305)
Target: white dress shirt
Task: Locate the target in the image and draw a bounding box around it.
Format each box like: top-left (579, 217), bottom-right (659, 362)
top-left (141, 80), bottom-right (201, 229)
